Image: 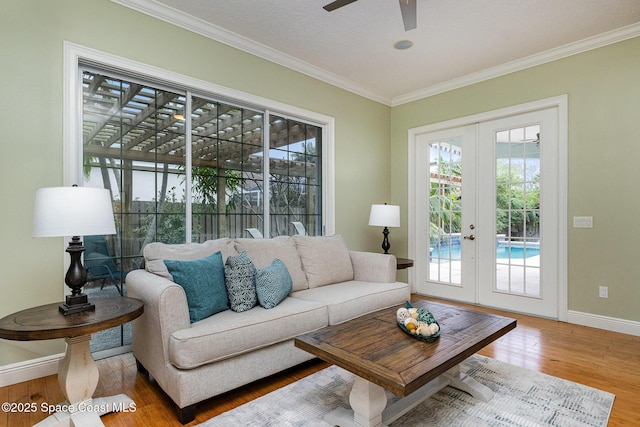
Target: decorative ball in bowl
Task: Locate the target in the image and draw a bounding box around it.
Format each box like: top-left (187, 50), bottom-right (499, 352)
top-left (397, 302), bottom-right (440, 342)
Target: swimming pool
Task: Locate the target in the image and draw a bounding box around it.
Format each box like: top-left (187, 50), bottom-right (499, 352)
top-left (431, 242), bottom-right (540, 260)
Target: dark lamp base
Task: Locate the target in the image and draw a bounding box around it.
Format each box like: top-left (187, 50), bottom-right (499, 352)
top-left (60, 236), bottom-right (95, 315)
top-left (381, 226), bottom-right (391, 254)
top-left (59, 293), bottom-right (95, 315)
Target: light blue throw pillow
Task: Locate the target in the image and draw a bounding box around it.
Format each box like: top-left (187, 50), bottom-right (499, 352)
top-left (224, 252), bottom-right (257, 312)
top-left (164, 251), bottom-right (228, 323)
top-left (256, 259), bottom-right (293, 309)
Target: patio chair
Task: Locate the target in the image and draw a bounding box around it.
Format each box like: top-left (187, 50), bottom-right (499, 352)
top-left (245, 228), bottom-right (264, 238)
top-left (83, 235), bottom-right (135, 295)
top-left (291, 221), bottom-right (307, 236)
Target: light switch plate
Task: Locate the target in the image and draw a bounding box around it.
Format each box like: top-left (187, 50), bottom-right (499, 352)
top-left (573, 216), bottom-right (593, 228)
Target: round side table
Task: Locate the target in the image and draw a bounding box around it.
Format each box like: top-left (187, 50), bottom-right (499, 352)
top-left (0, 296), bottom-right (143, 427)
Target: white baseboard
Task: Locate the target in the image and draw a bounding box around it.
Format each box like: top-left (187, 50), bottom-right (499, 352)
top-left (0, 353), bottom-right (64, 388)
top-left (567, 310), bottom-right (640, 337)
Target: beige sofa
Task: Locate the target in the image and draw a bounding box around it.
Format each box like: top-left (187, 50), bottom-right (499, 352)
top-left (126, 235), bottom-right (410, 423)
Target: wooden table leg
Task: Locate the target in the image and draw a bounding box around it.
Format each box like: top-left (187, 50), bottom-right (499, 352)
top-left (34, 335), bottom-right (135, 427)
top-left (59, 335), bottom-right (99, 407)
top-left (324, 362), bottom-right (494, 427)
top-left (350, 378), bottom-right (387, 427)
top-left (444, 364), bottom-right (493, 402)
top-left (325, 376), bottom-right (387, 427)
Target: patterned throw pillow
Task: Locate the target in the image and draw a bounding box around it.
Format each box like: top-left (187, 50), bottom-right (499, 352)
top-left (224, 252), bottom-right (257, 312)
top-left (256, 259), bottom-right (293, 309)
top-left (163, 251), bottom-right (228, 323)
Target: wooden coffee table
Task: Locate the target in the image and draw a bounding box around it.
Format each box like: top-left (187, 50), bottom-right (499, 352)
top-left (294, 300), bottom-right (516, 427)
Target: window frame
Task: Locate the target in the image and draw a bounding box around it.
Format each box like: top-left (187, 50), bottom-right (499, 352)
top-left (63, 41), bottom-right (335, 239)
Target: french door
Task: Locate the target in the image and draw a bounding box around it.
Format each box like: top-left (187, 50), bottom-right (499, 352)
top-left (414, 125), bottom-right (477, 303)
top-left (411, 98), bottom-right (566, 319)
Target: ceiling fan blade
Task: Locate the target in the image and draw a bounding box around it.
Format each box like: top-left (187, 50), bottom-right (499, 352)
top-left (399, 0), bottom-right (417, 31)
top-left (323, 0), bottom-right (358, 12)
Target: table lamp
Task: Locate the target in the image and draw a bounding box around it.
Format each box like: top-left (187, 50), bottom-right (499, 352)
top-left (33, 186), bottom-right (116, 315)
top-left (368, 203), bottom-right (400, 254)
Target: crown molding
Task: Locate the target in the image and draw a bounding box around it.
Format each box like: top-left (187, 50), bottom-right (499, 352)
top-left (110, 0), bottom-right (391, 105)
top-left (112, 1), bottom-right (640, 108)
top-left (391, 22), bottom-right (640, 106)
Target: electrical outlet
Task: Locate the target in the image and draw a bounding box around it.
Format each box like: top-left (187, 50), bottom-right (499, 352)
top-left (599, 286), bottom-right (608, 298)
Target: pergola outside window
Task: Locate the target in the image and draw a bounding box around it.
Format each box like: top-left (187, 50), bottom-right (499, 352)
top-left (82, 69), bottom-right (323, 279)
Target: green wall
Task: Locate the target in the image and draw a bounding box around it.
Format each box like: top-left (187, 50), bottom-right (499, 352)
top-left (2, 0), bottom-right (639, 367)
top-left (391, 36), bottom-right (640, 321)
top-left (0, 0), bottom-right (390, 363)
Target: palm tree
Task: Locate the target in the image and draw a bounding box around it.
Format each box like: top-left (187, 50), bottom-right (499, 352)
top-left (429, 157), bottom-right (462, 245)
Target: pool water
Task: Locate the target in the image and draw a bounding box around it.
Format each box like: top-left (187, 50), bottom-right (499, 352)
top-left (431, 244), bottom-right (539, 260)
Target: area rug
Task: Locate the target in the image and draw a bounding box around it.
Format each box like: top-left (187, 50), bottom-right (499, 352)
top-left (198, 355), bottom-right (614, 427)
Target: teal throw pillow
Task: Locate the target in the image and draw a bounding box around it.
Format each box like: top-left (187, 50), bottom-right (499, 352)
top-left (224, 252), bottom-right (257, 312)
top-left (164, 251), bottom-right (228, 323)
top-left (256, 259), bottom-right (293, 309)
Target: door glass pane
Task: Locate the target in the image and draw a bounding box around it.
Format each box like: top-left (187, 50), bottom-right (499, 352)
top-left (495, 125), bottom-right (541, 297)
top-left (428, 138), bottom-right (462, 285)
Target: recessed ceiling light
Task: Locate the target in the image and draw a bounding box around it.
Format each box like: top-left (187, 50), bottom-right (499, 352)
top-left (394, 39), bottom-right (413, 50)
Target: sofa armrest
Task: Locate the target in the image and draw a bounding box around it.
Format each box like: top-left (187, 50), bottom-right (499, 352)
top-left (126, 269), bottom-right (190, 386)
top-left (349, 251), bottom-right (397, 283)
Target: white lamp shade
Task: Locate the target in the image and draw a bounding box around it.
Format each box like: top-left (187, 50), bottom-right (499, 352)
top-left (33, 187), bottom-right (117, 237)
top-left (368, 204), bottom-right (400, 227)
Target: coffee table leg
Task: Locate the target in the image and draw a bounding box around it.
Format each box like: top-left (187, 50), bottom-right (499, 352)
top-left (325, 376), bottom-right (387, 427)
top-left (381, 375), bottom-right (451, 425)
top-left (444, 364), bottom-right (493, 402)
top-left (324, 363), bottom-right (494, 427)
top-left (350, 378), bottom-right (387, 427)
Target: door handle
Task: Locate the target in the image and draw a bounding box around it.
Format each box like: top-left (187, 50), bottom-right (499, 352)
top-left (463, 235), bottom-right (475, 240)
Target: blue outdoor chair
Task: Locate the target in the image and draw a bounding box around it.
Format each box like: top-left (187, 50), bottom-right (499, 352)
top-left (84, 235), bottom-right (136, 295)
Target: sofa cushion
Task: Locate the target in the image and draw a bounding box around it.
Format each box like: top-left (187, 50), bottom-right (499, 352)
top-left (145, 238), bottom-right (237, 280)
top-left (290, 280), bottom-right (410, 325)
top-left (235, 236), bottom-right (308, 291)
top-left (256, 259), bottom-right (293, 309)
top-left (163, 252), bottom-right (228, 323)
top-left (168, 297), bottom-right (328, 369)
top-left (224, 252), bottom-right (257, 312)
top-left (294, 235), bottom-right (354, 288)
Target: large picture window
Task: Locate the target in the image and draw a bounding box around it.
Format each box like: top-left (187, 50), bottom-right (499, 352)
top-left (82, 69), bottom-right (324, 264)
top-left (70, 51), bottom-right (331, 355)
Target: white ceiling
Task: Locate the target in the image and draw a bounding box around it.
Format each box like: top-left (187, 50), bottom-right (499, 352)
top-left (116, 0), bottom-right (640, 105)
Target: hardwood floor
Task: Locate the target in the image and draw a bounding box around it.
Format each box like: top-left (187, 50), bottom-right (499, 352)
top-left (2, 296), bottom-right (639, 426)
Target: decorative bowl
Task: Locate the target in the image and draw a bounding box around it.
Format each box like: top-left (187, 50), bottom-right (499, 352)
top-left (396, 301), bottom-right (441, 342)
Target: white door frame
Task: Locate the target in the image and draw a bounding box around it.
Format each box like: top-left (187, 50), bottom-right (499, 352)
top-left (408, 95), bottom-right (568, 321)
